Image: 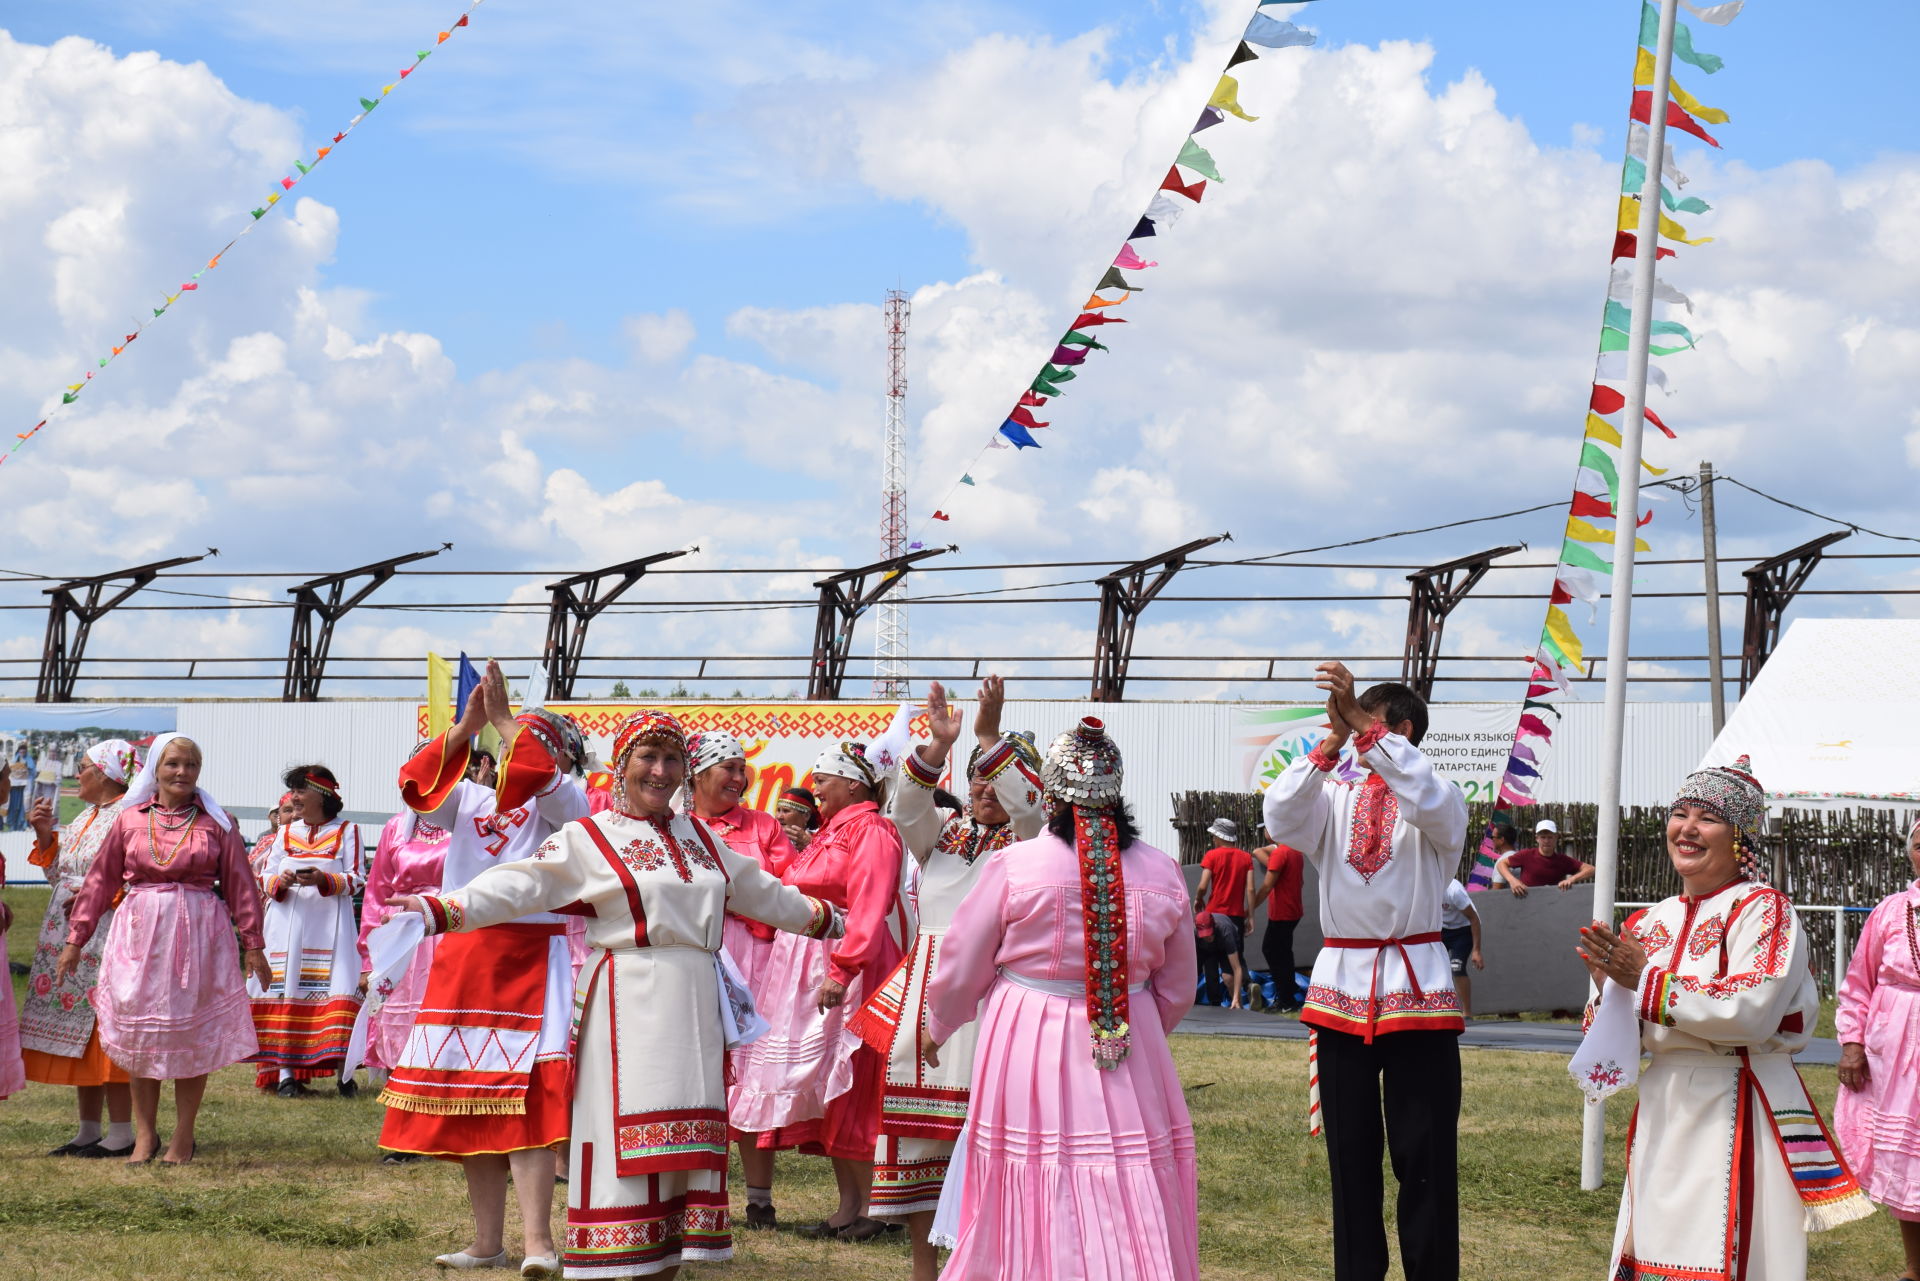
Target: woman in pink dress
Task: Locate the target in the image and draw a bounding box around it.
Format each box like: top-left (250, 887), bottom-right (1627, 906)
top-left (359, 792), bottom-right (451, 1078)
top-left (686, 730), bottom-right (797, 997)
top-left (922, 717), bottom-right (1199, 1281)
top-left (728, 742), bottom-right (916, 1239)
top-left (55, 733), bottom-right (270, 1164)
top-left (1836, 818), bottom-right (1920, 1280)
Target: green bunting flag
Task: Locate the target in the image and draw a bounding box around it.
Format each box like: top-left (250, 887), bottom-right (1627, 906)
top-left (1175, 137), bottom-right (1223, 183)
top-left (1639, 2), bottom-right (1724, 74)
top-left (359, 97), bottom-right (379, 111)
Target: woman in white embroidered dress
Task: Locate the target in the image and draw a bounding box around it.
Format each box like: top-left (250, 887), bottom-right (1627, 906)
top-left (21, 740), bottom-right (139, 1156)
top-left (853, 676), bottom-right (1043, 1280)
top-left (1574, 756), bottom-right (1873, 1280)
top-left (392, 709), bottom-right (841, 1281)
top-left (251, 764), bottom-right (365, 1097)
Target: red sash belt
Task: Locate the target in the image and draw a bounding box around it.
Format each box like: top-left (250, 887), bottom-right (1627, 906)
top-left (1322, 932), bottom-right (1443, 1044)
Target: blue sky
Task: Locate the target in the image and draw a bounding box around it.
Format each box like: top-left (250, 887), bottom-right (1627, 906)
top-left (1, 1), bottom-right (1916, 701)
top-left (12, 1), bottom-right (1915, 382)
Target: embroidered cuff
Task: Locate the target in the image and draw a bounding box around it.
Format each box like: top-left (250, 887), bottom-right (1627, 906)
top-left (1636, 965), bottom-right (1675, 1027)
top-left (972, 738), bottom-right (1017, 782)
top-left (399, 732), bottom-right (470, 815)
top-left (1354, 721), bottom-right (1390, 754)
top-left (902, 749), bottom-right (943, 791)
top-left (316, 872), bottom-right (348, 897)
top-left (799, 895), bottom-right (837, 939)
top-left (27, 834), bottom-right (58, 869)
top-left (422, 895), bottom-right (460, 935)
top-left (271, 874), bottom-right (293, 902)
top-left (1306, 741), bottom-right (1343, 772)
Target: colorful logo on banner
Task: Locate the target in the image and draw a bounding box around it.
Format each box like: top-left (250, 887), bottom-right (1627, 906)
top-left (1239, 705), bottom-right (1514, 807)
top-left (416, 702), bottom-right (930, 815)
top-left (913, 0), bottom-right (1323, 536)
top-left (4, 1), bottom-right (487, 474)
top-left (1468, 0), bottom-right (1742, 889)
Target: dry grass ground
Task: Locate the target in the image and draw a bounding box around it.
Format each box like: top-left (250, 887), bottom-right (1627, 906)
top-left (3, 885), bottom-right (1901, 1280)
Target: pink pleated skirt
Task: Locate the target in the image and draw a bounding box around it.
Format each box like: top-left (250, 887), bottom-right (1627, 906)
top-left (95, 884), bottom-right (258, 1080)
top-left (720, 916), bottom-right (775, 996)
top-left (1835, 981), bottom-right (1920, 1220)
top-left (0, 925), bottom-right (23, 1099)
top-left (727, 932), bottom-right (862, 1134)
top-left (942, 977), bottom-right (1199, 1281)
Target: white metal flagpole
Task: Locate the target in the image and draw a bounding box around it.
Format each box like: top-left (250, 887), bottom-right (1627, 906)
top-left (1580, 0), bottom-right (1681, 1193)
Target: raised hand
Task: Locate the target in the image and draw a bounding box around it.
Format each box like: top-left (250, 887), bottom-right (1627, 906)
top-left (1315, 661), bottom-right (1371, 737)
top-left (975, 674), bottom-right (1006, 745)
top-left (924, 681), bottom-right (964, 755)
top-left (481, 660), bottom-right (518, 745)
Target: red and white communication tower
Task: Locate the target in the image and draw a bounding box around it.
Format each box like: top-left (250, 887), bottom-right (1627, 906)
top-left (873, 289), bottom-right (910, 699)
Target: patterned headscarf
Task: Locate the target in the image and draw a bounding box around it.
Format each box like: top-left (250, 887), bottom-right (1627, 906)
top-left (1043, 718), bottom-right (1132, 1071)
top-left (967, 729), bottom-right (1041, 781)
top-left (84, 739), bottom-right (140, 786)
top-left (516, 709), bottom-right (589, 777)
top-left (611, 710), bottom-right (688, 773)
top-left (778, 786), bottom-right (819, 829)
top-left (1674, 754), bottom-right (1767, 881)
top-left (812, 742), bottom-right (878, 792)
top-left (686, 730), bottom-right (745, 778)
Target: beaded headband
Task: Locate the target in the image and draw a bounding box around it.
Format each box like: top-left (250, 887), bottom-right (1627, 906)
top-left (611, 709), bottom-right (688, 771)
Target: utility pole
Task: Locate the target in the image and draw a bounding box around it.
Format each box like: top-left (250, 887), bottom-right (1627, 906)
top-left (873, 290), bottom-right (911, 699)
top-left (1699, 462), bottom-right (1726, 735)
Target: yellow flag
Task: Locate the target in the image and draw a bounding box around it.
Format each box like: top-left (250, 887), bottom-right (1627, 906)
top-left (1209, 74), bottom-right (1257, 122)
top-left (1545, 606), bottom-right (1585, 671)
top-left (1584, 413), bottom-right (1622, 447)
top-left (1641, 456), bottom-right (1669, 476)
top-left (1567, 517), bottom-right (1651, 553)
top-left (1632, 50), bottom-right (1731, 123)
top-left (427, 652), bottom-right (453, 739)
top-left (1617, 197), bottom-right (1712, 245)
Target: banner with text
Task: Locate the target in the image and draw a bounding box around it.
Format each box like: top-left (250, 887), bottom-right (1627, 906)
top-left (1237, 704), bottom-right (1518, 808)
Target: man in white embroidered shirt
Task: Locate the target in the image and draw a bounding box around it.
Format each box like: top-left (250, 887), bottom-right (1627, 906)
top-left (1263, 661), bottom-right (1467, 1281)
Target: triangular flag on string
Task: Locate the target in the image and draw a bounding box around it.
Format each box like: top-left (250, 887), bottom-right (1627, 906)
top-left (1145, 192), bottom-right (1191, 227)
top-left (1639, 2), bottom-right (1725, 74)
top-left (359, 97), bottom-right (379, 111)
top-left (266, 192), bottom-right (281, 206)
top-left (1083, 292), bottom-right (1126, 308)
top-left (1095, 267), bottom-right (1141, 293)
top-left (1603, 299), bottom-right (1696, 345)
top-left (1071, 312), bottom-right (1126, 329)
top-left (1010, 407), bottom-right (1050, 429)
top-left (1681, 0), bottom-right (1744, 25)
top-left (1159, 167), bottom-right (1206, 202)
top-left (280, 177), bottom-right (297, 190)
top-left (1590, 385), bottom-right (1675, 439)
top-left (61, 392), bottom-right (77, 404)
top-left (1579, 443), bottom-right (1622, 502)
top-left (1623, 157), bottom-right (1712, 213)
top-left (1609, 266), bottom-right (1692, 311)
top-left (208, 255), bottom-right (222, 269)
top-left (251, 208), bottom-right (267, 220)
top-left (437, 31), bottom-right (451, 43)
top-left (381, 83), bottom-right (395, 95)
top-left (1114, 244), bottom-right (1157, 270)
top-left (1599, 328), bottom-right (1693, 357)
top-left (333, 132), bottom-right (346, 142)
top-left (1209, 74), bottom-right (1257, 122)
top-left (1595, 351), bottom-right (1670, 388)
top-left (931, 511), bottom-right (951, 521)
top-left (1544, 607), bottom-right (1586, 670)
top-left (1630, 91), bottom-right (1720, 147)
top-left (1050, 345), bottom-right (1091, 366)
top-left (417, 49), bottom-right (432, 59)
top-left (1570, 492), bottom-right (1614, 521)
top-left (1192, 106), bottom-right (1226, 134)
top-left (1617, 197), bottom-right (1712, 245)
top-left (400, 66), bottom-right (414, 78)
top-left (1244, 14), bottom-right (1316, 48)
top-left (1631, 50), bottom-right (1731, 122)
top-left (97, 358), bottom-right (107, 368)
top-left (295, 161), bottom-right (312, 174)
top-left (987, 436), bottom-right (1010, 451)
top-left (1175, 137), bottom-right (1223, 183)
top-left (1559, 566), bottom-right (1603, 606)
top-left (1568, 517), bottom-right (1650, 552)
top-left (153, 307), bottom-right (167, 316)
top-left (179, 283), bottom-right (198, 292)
top-left (1060, 331), bottom-right (1108, 351)
top-left (1018, 391), bottom-right (1048, 407)
top-left (1130, 216), bottom-right (1156, 239)
top-left (1628, 122), bottom-right (1690, 188)
top-left (1228, 41), bottom-right (1259, 69)
top-left (1612, 231), bottom-right (1676, 262)
top-left (960, 474), bottom-right (976, 486)
top-left (1585, 414), bottom-right (1623, 447)
top-left (999, 421), bottom-right (1042, 449)
top-left (455, 14), bottom-right (469, 27)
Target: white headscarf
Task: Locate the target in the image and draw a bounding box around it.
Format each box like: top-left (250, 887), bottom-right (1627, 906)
top-left (687, 730), bottom-right (746, 778)
top-left (85, 738), bottom-right (141, 786)
top-left (121, 731), bottom-right (234, 831)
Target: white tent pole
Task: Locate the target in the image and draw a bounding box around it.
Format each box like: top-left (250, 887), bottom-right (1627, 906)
top-left (1581, 0), bottom-right (1680, 1194)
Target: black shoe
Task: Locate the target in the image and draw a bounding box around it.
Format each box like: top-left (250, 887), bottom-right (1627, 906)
top-left (83, 1142), bottom-right (135, 1160)
top-left (336, 1077), bottom-right (359, 1099)
top-left (46, 1140), bottom-right (94, 1157)
top-left (275, 1078), bottom-right (312, 1098)
top-left (744, 1202), bottom-right (778, 1231)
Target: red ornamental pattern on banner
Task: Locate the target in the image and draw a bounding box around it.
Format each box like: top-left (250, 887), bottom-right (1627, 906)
top-left (913, 0), bottom-right (1325, 538)
top-left (4, 1), bottom-right (488, 474)
top-left (1468, 0), bottom-right (1740, 889)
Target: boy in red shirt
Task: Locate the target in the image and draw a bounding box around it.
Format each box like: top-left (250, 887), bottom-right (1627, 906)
top-left (1251, 840), bottom-right (1305, 1012)
top-left (1194, 819), bottom-right (1254, 1008)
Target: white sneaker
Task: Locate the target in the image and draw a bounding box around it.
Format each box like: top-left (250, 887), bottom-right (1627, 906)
top-left (433, 1251), bottom-right (510, 1270)
top-left (520, 1256), bottom-right (559, 1279)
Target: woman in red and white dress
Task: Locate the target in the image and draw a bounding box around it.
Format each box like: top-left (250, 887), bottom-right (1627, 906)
top-left (56, 734), bottom-right (270, 1165)
top-left (251, 765), bottom-right (365, 1097)
top-left (378, 661), bottom-right (589, 1278)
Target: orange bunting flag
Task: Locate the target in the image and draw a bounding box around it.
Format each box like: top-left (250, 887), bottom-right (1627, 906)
top-left (438, 32), bottom-right (451, 43)
top-left (207, 255), bottom-right (221, 269)
top-left (1082, 293), bottom-right (1126, 309)
top-left (316, 147), bottom-right (331, 159)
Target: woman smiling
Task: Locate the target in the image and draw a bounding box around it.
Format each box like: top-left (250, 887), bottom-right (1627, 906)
top-left (1572, 756), bottom-right (1871, 1280)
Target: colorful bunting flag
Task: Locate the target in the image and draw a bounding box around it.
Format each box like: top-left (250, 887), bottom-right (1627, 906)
top-left (1209, 74), bottom-right (1258, 122)
top-left (1159, 166), bottom-right (1208, 203)
top-left (1114, 244), bottom-right (1158, 270)
top-left (1244, 14), bottom-right (1317, 48)
top-left (1192, 106), bottom-right (1227, 133)
top-left (7, 0), bottom-right (488, 474)
top-left (1228, 42), bottom-right (1260, 69)
top-left (1175, 137), bottom-right (1224, 183)
top-left (1640, 1), bottom-right (1725, 74)
top-left (1631, 91), bottom-right (1721, 147)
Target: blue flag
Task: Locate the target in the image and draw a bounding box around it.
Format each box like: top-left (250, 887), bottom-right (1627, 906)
top-left (999, 421), bottom-right (1042, 449)
top-left (1244, 14), bottom-right (1316, 48)
top-left (455, 653), bottom-right (481, 720)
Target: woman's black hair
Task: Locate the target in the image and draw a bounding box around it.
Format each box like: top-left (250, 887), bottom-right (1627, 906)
top-left (283, 763), bottom-right (343, 821)
top-left (933, 787), bottom-right (965, 814)
top-left (1045, 799), bottom-right (1141, 851)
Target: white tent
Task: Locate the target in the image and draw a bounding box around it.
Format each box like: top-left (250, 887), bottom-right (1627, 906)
top-left (1699, 617), bottom-right (1920, 806)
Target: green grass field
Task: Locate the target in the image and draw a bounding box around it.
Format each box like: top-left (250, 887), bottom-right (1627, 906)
top-left (3, 884), bottom-right (1901, 1279)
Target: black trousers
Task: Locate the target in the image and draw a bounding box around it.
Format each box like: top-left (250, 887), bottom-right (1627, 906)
top-left (1315, 1028), bottom-right (1461, 1281)
top-left (1262, 918), bottom-right (1299, 1008)
top-left (1199, 915), bottom-right (1246, 1004)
